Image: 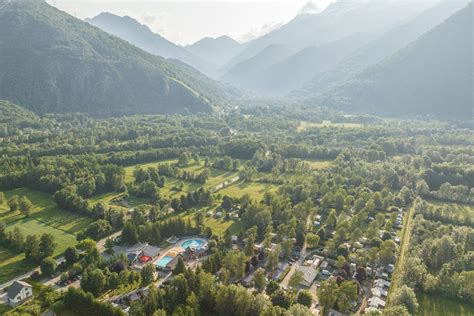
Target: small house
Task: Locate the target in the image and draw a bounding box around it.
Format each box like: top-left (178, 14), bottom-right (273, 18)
top-left (7, 281), bottom-right (33, 307)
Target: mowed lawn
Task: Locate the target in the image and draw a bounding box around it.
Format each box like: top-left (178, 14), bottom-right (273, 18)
top-left (0, 188), bottom-right (91, 283)
top-left (219, 180), bottom-right (275, 201)
top-left (0, 247), bottom-right (34, 284)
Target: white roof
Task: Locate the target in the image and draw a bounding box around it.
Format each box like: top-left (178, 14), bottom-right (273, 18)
top-left (371, 287), bottom-right (388, 297)
top-left (368, 296), bottom-right (386, 308)
top-left (375, 279), bottom-right (391, 288)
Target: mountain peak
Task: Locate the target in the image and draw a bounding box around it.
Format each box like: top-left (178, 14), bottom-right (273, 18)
top-left (298, 1), bottom-right (325, 15)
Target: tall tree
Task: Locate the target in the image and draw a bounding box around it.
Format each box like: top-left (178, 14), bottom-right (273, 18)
top-left (317, 278), bottom-right (338, 311)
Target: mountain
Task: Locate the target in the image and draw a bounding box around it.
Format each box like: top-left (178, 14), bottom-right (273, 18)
top-left (298, 1), bottom-right (325, 15)
top-left (294, 0), bottom-right (470, 98)
top-left (224, 31), bottom-right (378, 95)
top-left (222, 0), bottom-right (436, 72)
top-left (0, 0), bottom-right (230, 116)
top-left (85, 12), bottom-right (215, 77)
top-left (222, 44), bottom-right (295, 91)
top-left (185, 36), bottom-right (243, 69)
top-left (309, 3), bottom-right (473, 119)
top-left (0, 100), bottom-right (38, 123)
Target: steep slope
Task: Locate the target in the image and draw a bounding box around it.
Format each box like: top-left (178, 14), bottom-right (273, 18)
top-left (294, 0), bottom-right (470, 98)
top-left (312, 3), bottom-right (473, 119)
top-left (226, 31), bottom-right (378, 95)
top-left (0, 0), bottom-right (228, 116)
top-left (185, 36), bottom-right (243, 68)
top-left (86, 13), bottom-right (190, 61)
top-left (222, 0), bottom-right (435, 71)
top-left (85, 13), bottom-right (216, 77)
top-left (222, 44), bottom-right (295, 91)
top-left (0, 100), bottom-right (39, 123)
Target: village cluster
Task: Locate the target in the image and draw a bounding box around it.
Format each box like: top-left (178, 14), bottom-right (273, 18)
top-left (1, 201), bottom-right (406, 316)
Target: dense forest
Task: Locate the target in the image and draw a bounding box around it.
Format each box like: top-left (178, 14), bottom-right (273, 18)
top-left (0, 97), bottom-right (472, 315)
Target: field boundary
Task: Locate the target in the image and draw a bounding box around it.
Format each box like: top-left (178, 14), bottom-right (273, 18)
top-left (387, 205), bottom-right (414, 303)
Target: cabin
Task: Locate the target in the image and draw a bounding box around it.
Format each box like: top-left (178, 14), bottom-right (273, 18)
top-left (7, 281), bottom-right (33, 307)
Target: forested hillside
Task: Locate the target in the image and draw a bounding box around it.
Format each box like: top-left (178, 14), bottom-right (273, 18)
top-left (185, 36), bottom-right (243, 72)
top-left (86, 13), bottom-right (217, 76)
top-left (309, 3), bottom-right (473, 119)
top-left (294, 0), bottom-right (469, 98)
top-left (0, 0), bottom-right (230, 116)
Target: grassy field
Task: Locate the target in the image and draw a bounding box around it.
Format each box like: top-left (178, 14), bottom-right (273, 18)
top-left (1, 188), bottom-right (91, 235)
top-left (219, 180), bottom-right (275, 201)
top-left (0, 247), bottom-right (33, 284)
top-left (303, 160), bottom-right (333, 170)
top-left (0, 188), bottom-right (91, 283)
top-left (0, 302), bottom-right (12, 314)
top-left (179, 212), bottom-right (243, 237)
top-left (426, 200), bottom-right (474, 222)
top-left (7, 218), bottom-right (78, 255)
top-left (123, 159), bottom-right (177, 182)
top-left (416, 292), bottom-right (474, 316)
top-left (297, 120), bottom-right (363, 132)
top-left (123, 159), bottom-right (240, 199)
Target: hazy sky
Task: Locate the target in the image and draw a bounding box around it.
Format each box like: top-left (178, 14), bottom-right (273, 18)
top-left (47, 0), bottom-right (334, 45)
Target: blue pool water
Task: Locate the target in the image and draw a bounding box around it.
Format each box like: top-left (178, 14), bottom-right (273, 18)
top-left (181, 239), bottom-right (205, 250)
top-left (156, 255), bottom-right (173, 268)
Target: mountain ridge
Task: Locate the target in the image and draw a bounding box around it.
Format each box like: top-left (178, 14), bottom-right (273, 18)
top-left (85, 12), bottom-right (217, 76)
top-left (294, 0), bottom-right (471, 98)
top-left (0, 0), bottom-right (230, 116)
top-left (309, 2), bottom-right (473, 119)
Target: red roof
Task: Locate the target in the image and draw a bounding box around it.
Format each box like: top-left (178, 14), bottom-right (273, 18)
top-left (139, 255), bottom-right (152, 263)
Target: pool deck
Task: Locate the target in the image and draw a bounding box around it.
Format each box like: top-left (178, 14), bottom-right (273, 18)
top-left (152, 236), bottom-right (208, 267)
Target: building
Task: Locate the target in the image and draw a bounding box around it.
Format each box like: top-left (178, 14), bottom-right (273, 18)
top-left (374, 278), bottom-right (391, 289)
top-left (296, 266), bottom-right (318, 287)
top-left (7, 281), bottom-right (33, 307)
top-left (368, 296), bottom-right (386, 309)
top-left (242, 273), bottom-right (254, 287)
top-left (126, 243), bottom-right (148, 256)
top-left (126, 242), bottom-right (149, 263)
top-left (143, 245), bottom-right (161, 258)
top-left (272, 262), bottom-right (289, 280)
top-left (164, 254), bottom-right (184, 271)
top-left (371, 287), bottom-right (388, 298)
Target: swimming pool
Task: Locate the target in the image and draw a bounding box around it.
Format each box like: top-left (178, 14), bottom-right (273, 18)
top-left (156, 255), bottom-right (174, 268)
top-left (181, 239), bottom-right (205, 250)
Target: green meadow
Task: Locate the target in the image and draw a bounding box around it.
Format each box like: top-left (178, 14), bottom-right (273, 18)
top-left (0, 188), bottom-right (91, 283)
top-left (416, 292), bottom-right (474, 316)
